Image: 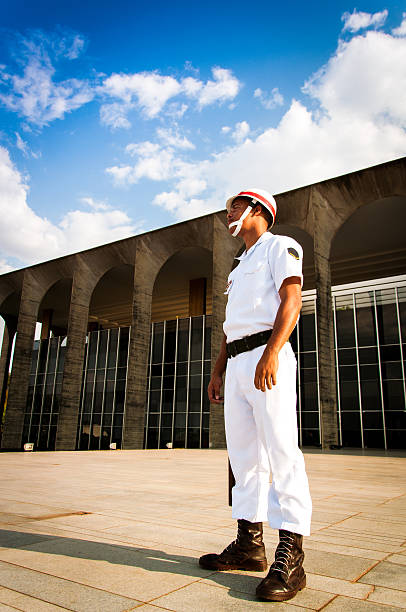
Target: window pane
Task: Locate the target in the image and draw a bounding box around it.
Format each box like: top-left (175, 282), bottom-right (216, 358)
top-left (383, 380), bottom-right (405, 410)
top-left (300, 382), bottom-right (318, 411)
top-left (338, 349), bottom-right (357, 365)
top-left (107, 328), bottom-right (118, 368)
top-left (375, 295), bottom-right (398, 345)
top-left (381, 362), bottom-right (402, 379)
top-left (191, 317), bottom-right (203, 361)
top-left (97, 330), bottom-right (108, 369)
top-left (335, 308), bottom-right (355, 348)
top-left (159, 428), bottom-right (172, 449)
top-left (341, 412), bottom-right (362, 447)
top-left (117, 327), bottom-right (129, 367)
top-left (339, 381), bottom-right (359, 411)
top-left (164, 320), bottom-right (177, 363)
top-left (173, 428), bottom-right (186, 448)
top-left (356, 293), bottom-right (377, 346)
top-left (177, 319), bottom-right (189, 362)
top-left (362, 411), bottom-right (383, 428)
top-left (301, 429), bottom-right (320, 446)
top-left (204, 317), bottom-right (212, 360)
top-left (363, 429), bottom-right (384, 449)
top-left (360, 380), bottom-right (381, 411)
top-left (358, 347), bottom-right (378, 364)
top-left (152, 323), bottom-right (164, 363)
top-left (187, 428), bottom-right (200, 449)
top-left (299, 314), bottom-right (316, 352)
top-left (386, 429), bottom-right (406, 449)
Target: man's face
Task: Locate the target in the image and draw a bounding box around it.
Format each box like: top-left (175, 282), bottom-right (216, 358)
top-left (226, 197), bottom-right (250, 232)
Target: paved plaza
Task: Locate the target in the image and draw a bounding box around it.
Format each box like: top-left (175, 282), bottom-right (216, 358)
top-left (0, 449), bottom-right (405, 611)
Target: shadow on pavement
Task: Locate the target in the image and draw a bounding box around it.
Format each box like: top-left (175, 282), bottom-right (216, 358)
top-left (0, 527), bottom-right (265, 601)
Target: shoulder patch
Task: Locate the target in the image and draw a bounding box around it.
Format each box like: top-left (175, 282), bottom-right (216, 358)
top-left (287, 247), bottom-right (300, 260)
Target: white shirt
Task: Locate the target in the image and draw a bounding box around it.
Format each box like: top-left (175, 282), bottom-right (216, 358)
top-left (223, 232), bottom-right (303, 343)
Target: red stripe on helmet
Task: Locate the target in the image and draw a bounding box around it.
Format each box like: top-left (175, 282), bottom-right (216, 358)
top-left (237, 191), bottom-right (276, 220)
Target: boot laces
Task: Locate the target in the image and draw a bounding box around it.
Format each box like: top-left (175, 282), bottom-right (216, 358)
top-left (270, 532), bottom-right (295, 579)
top-left (222, 524), bottom-right (245, 556)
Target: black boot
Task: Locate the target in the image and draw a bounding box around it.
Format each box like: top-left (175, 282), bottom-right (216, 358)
top-left (199, 519), bottom-right (267, 571)
top-left (256, 530), bottom-right (306, 601)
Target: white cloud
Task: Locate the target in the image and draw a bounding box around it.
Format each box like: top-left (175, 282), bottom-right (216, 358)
top-left (15, 132), bottom-right (29, 157)
top-left (342, 9), bottom-right (388, 33)
top-left (254, 87), bottom-right (284, 110)
top-left (155, 127), bottom-right (195, 150)
top-left (105, 165), bottom-right (134, 185)
top-left (0, 32), bottom-right (93, 127)
top-left (80, 196), bottom-right (110, 211)
top-left (303, 31), bottom-right (406, 125)
top-left (221, 126), bottom-right (231, 134)
top-left (100, 72), bottom-right (182, 123)
top-left (15, 132), bottom-right (40, 158)
top-left (146, 28), bottom-right (406, 222)
top-left (107, 141), bottom-right (178, 185)
top-left (100, 66), bottom-right (241, 128)
top-left (0, 147), bottom-right (143, 268)
top-left (2, 31), bottom-right (242, 131)
top-left (63, 34), bottom-right (85, 60)
top-left (182, 67), bottom-right (241, 109)
top-left (231, 121), bottom-right (250, 143)
top-left (100, 102), bottom-right (131, 129)
top-left (107, 128), bottom-right (195, 185)
top-left (392, 13), bottom-right (406, 36)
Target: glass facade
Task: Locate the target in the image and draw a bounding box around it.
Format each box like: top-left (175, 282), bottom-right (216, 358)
top-left (23, 335), bottom-right (66, 450)
top-left (77, 327), bottom-right (130, 450)
top-left (291, 296), bottom-right (320, 447)
top-left (23, 276), bottom-right (405, 452)
top-left (144, 315), bottom-right (212, 449)
top-left (333, 279), bottom-right (406, 449)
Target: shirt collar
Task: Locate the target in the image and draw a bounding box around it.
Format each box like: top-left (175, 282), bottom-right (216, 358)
top-left (235, 231), bottom-right (273, 261)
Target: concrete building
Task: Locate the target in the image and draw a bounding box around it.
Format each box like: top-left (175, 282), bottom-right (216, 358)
top-left (0, 157), bottom-right (405, 452)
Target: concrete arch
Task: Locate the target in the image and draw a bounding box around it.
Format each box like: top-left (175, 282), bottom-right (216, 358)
top-left (331, 195), bottom-right (406, 285)
top-left (37, 277), bottom-right (73, 338)
top-left (0, 290), bottom-right (21, 322)
top-left (136, 215), bottom-right (213, 295)
top-left (88, 264), bottom-right (134, 329)
top-left (152, 246), bottom-right (213, 322)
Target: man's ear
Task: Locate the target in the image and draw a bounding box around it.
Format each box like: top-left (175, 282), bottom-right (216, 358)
top-left (253, 204), bottom-right (262, 216)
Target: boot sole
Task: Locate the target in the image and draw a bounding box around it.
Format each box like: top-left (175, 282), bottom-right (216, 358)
top-left (199, 559), bottom-right (268, 572)
top-left (256, 576), bottom-right (306, 601)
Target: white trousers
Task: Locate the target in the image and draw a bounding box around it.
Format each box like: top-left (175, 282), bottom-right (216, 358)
top-left (224, 342), bottom-right (312, 536)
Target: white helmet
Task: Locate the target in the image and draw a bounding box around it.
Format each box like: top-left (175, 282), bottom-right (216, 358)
top-left (226, 188), bottom-right (277, 236)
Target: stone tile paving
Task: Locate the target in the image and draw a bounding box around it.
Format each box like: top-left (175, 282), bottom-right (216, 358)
top-left (0, 449), bottom-right (405, 611)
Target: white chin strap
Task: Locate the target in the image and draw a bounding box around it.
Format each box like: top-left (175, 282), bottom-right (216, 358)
top-left (228, 205), bottom-right (252, 237)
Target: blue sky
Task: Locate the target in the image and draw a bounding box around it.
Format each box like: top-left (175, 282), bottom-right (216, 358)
top-left (0, 0), bottom-right (405, 277)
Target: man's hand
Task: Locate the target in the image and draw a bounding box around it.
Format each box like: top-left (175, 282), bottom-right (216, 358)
top-left (208, 373), bottom-right (224, 404)
top-left (254, 347), bottom-right (279, 391)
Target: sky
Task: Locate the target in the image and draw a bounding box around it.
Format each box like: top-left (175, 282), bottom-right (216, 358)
top-left (0, 0), bottom-right (405, 281)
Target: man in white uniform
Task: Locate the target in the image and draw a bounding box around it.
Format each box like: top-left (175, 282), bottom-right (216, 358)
top-left (199, 189), bottom-right (312, 602)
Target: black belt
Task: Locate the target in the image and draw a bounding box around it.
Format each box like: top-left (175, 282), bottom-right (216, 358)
top-left (226, 329), bottom-right (273, 359)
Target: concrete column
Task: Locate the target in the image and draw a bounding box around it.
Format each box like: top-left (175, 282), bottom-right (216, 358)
top-left (1, 272), bottom-right (41, 450)
top-left (311, 188), bottom-right (339, 449)
top-left (209, 215), bottom-right (239, 449)
top-left (55, 263), bottom-right (93, 450)
top-left (0, 316), bottom-right (17, 420)
top-left (122, 242), bottom-right (151, 449)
